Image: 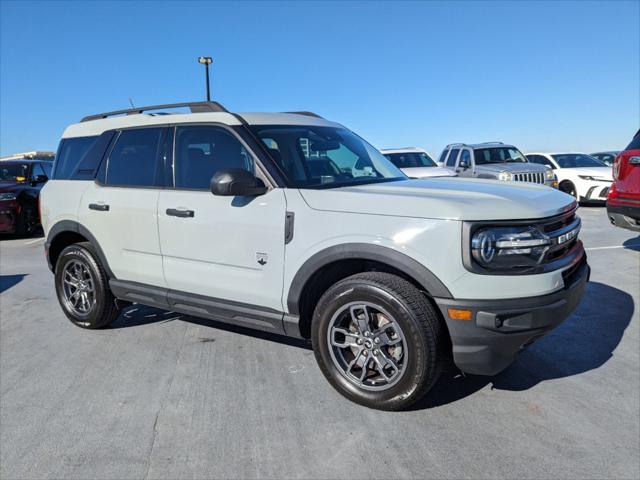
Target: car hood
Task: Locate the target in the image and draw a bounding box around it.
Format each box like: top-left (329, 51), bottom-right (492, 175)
top-left (401, 167), bottom-right (457, 178)
top-left (299, 178), bottom-right (575, 221)
top-left (477, 162), bottom-right (548, 173)
top-left (562, 167), bottom-right (613, 180)
top-left (0, 181), bottom-right (26, 193)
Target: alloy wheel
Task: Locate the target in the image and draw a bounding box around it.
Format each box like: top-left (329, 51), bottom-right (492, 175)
top-left (62, 260), bottom-right (96, 316)
top-left (327, 302), bottom-right (408, 391)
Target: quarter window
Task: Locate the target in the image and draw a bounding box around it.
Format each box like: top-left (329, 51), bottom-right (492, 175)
top-left (53, 136), bottom-right (98, 179)
top-left (106, 128), bottom-right (164, 187)
top-left (174, 126), bottom-right (254, 190)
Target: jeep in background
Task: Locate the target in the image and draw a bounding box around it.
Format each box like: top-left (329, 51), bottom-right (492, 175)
top-left (0, 152), bottom-right (54, 235)
top-left (607, 130), bottom-right (640, 232)
top-left (41, 102), bottom-right (588, 410)
top-left (381, 147), bottom-right (457, 178)
top-left (438, 142), bottom-right (558, 187)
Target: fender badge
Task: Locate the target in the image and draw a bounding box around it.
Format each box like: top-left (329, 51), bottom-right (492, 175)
top-left (256, 252), bottom-right (268, 266)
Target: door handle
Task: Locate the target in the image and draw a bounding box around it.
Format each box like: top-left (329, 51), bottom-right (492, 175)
top-left (166, 208), bottom-right (195, 218)
top-left (89, 203), bottom-right (110, 211)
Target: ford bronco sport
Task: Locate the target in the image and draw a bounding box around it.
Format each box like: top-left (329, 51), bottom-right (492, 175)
top-left (41, 102), bottom-right (589, 410)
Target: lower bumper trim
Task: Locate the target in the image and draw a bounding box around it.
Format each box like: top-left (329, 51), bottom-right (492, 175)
top-left (434, 261), bottom-right (589, 376)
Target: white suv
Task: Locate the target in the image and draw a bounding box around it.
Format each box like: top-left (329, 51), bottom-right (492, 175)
top-left (41, 102), bottom-right (589, 410)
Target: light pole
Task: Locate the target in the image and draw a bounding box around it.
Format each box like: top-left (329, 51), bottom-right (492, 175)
top-left (197, 56), bottom-right (213, 101)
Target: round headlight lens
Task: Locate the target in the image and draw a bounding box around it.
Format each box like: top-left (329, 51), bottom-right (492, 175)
top-left (498, 171), bottom-right (512, 181)
top-left (472, 230), bottom-right (496, 265)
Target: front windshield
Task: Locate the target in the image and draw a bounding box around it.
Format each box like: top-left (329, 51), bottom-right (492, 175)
top-left (0, 163), bottom-right (29, 182)
top-left (475, 147), bottom-right (527, 165)
top-left (384, 152), bottom-right (437, 168)
top-left (250, 125), bottom-right (406, 188)
top-left (552, 154), bottom-right (608, 168)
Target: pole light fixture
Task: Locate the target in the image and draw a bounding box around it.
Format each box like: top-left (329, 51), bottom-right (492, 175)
top-left (197, 56), bottom-right (213, 101)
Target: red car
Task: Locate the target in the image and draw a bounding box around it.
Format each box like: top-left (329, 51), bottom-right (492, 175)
top-left (607, 129), bottom-right (640, 232)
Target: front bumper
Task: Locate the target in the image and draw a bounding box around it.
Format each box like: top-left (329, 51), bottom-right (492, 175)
top-left (435, 257), bottom-right (589, 376)
top-left (607, 202), bottom-right (640, 232)
top-left (581, 182), bottom-right (611, 202)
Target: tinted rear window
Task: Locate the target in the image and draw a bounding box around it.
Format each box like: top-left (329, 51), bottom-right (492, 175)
top-left (54, 136), bottom-right (98, 179)
top-left (106, 128), bottom-right (164, 187)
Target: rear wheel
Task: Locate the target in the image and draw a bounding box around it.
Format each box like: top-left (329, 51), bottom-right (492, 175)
top-left (54, 242), bottom-right (121, 329)
top-left (311, 272), bottom-right (444, 411)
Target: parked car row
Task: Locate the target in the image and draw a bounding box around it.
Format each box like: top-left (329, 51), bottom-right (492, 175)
top-left (0, 152), bottom-right (54, 235)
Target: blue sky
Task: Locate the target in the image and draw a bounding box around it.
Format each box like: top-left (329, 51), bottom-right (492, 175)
top-left (1, 0), bottom-right (638, 157)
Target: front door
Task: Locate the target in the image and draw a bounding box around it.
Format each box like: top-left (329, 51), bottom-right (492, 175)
top-left (157, 125), bottom-right (287, 312)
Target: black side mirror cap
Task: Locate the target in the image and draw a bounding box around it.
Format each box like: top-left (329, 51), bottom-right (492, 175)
top-left (210, 169), bottom-right (268, 196)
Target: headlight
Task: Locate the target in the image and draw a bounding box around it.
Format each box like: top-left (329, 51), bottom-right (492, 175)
top-left (545, 169), bottom-right (556, 180)
top-left (578, 175), bottom-right (596, 181)
top-left (471, 226), bottom-right (550, 272)
top-left (0, 193), bottom-right (17, 201)
top-left (498, 171), bottom-right (512, 181)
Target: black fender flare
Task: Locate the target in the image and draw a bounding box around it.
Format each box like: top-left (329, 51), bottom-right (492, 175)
top-left (46, 220), bottom-right (115, 278)
top-left (286, 243), bottom-right (452, 315)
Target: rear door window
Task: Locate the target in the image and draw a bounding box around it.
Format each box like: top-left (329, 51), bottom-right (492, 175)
top-left (106, 128), bottom-right (165, 187)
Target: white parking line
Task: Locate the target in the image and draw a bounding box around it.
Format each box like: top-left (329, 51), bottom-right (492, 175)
top-left (24, 238), bottom-right (44, 246)
top-left (586, 244), bottom-right (640, 251)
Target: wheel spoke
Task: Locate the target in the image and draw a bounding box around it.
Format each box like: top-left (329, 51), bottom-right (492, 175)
top-left (330, 327), bottom-right (360, 348)
top-left (372, 350), bottom-right (400, 380)
top-left (350, 305), bottom-right (371, 334)
top-left (377, 324), bottom-right (402, 346)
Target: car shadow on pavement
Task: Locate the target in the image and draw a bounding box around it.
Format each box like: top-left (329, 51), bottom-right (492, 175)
top-left (414, 281), bottom-right (635, 410)
top-left (0, 274), bottom-right (27, 293)
top-left (623, 236), bottom-right (640, 251)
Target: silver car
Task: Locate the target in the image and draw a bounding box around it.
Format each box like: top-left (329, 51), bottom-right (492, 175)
top-left (438, 142), bottom-right (557, 187)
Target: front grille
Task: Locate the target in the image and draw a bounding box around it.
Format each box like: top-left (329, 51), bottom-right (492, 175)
top-left (513, 172), bottom-right (545, 184)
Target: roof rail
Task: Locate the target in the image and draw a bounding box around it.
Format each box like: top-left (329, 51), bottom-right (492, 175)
top-left (477, 141), bottom-right (504, 145)
top-left (283, 111), bottom-right (324, 119)
top-left (81, 101), bottom-right (229, 122)
top-left (445, 143), bottom-right (465, 148)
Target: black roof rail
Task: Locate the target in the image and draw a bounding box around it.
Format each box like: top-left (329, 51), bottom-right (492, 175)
top-left (80, 101), bottom-right (229, 122)
top-left (283, 111), bottom-right (324, 118)
top-left (478, 141), bottom-right (504, 145)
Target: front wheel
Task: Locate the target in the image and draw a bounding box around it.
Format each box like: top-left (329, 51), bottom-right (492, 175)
top-left (311, 272), bottom-right (444, 410)
top-left (559, 180), bottom-right (577, 198)
top-left (54, 242), bottom-right (121, 329)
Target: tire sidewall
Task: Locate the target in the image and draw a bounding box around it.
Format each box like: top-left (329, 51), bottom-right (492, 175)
top-left (312, 280), bottom-right (432, 409)
top-left (55, 245), bottom-right (109, 328)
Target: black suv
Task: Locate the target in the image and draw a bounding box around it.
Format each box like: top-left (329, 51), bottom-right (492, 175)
top-left (0, 154), bottom-right (53, 235)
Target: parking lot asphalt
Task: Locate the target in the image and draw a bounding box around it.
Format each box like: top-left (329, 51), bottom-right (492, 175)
top-left (1, 207), bottom-right (638, 480)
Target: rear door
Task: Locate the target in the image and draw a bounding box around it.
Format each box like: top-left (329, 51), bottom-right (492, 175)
top-left (79, 127), bottom-right (168, 287)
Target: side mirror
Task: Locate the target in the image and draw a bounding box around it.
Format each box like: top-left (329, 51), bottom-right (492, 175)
top-left (34, 174), bottom-right (48, 184)
top-left (210, 169), bottom-right (268, 196)
top-left (459, 159), bottom-right (470, 169)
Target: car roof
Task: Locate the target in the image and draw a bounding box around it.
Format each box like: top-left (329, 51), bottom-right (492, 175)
top-left (0, 157), bottom-right (52, 164)
top-left (445, 142), bottom-right (517, 149)
top-left (380, 147), bottom-right (428, 154)
top-left (63, 108), bottom-right (343, 139)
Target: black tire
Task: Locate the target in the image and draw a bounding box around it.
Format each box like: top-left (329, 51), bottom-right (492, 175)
top-left (311, 272), bottom-right (444, 411)
top-left (559, 180), bottom-right (577, 198)
top-left (54, 242), bottom-right (121, 329)
top-left (15, 204), bottom-right (37, 236)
